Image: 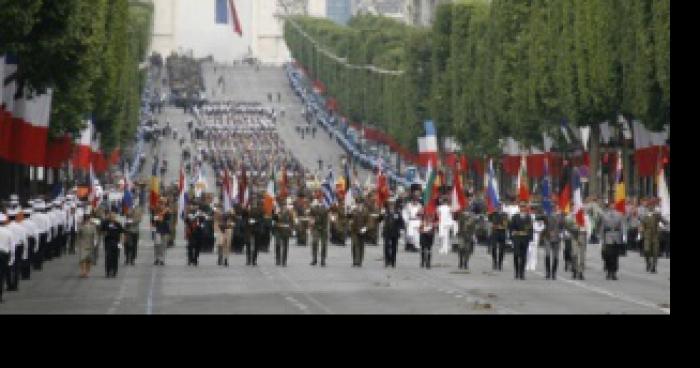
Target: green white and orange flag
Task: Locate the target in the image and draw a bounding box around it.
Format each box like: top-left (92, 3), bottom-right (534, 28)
top-left (422, 161), bottom-right (441, 216)
top-left (264, 168), bottom-right (276, 215)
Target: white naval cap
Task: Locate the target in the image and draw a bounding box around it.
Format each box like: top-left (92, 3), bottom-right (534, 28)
top-left (6, 208), bottom-right (18, 217)
top-left (0, 213), bottom-right (7, 223)
top-left (23, 208), bottom-right (33, 215)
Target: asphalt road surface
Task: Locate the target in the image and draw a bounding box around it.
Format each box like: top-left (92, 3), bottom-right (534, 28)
top-left (0, 65), bottom-right (671, 314)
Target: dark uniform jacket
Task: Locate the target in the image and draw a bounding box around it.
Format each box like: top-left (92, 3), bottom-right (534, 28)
top-left (489, 212), bottom-right (509, 241)
top-left (456, 212), bottom-right (477, 245)
top-left (101, 220), bottom-right (124, 247)
top-left (382, 209), bottom-right (405, 239)
top-left (275, 208), bottom-right (294, 238)
top-left (508, 213), bottom-right (533, 242)
top-left (310, 206), bottom-right (329, 236)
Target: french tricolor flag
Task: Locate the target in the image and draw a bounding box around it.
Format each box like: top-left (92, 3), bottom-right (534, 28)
top-left (486, 159), bottom-right (500, 214)
top-left (215, 0), bottom-right (243, 37)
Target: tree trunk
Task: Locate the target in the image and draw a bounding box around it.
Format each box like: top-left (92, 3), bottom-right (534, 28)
top-left (589, 123), bottom-right (601, 199)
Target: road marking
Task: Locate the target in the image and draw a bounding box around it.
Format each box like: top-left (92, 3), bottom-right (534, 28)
top-left (146, 266), bottom-right (156, 315)
top-left (275, 268), bottom-right (334, 314)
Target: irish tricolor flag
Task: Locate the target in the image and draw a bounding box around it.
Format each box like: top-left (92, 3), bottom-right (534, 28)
top-left (263, 168), bottom-right (276, 216)
top-left (422, 161), bottom-right (441, 216)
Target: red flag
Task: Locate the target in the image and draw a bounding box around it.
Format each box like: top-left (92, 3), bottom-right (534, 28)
top-left (376, 168), bottom-right (389, 208)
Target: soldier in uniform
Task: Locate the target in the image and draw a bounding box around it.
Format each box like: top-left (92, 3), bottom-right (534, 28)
top-left (294, 194), bottom-right (310, 246)
top-left (153, 201), bottom-right (170, 266)
top-left (77, 212), bottom-right (98, 277)
top-left (329, 202), bottom-right (347, 246)
top-left (488, 206), bottom-right (509, 271)
top-left (456, 209), bottom-right (477, 270)
top-left (365, 195), bottom-right (381, 246)
top-left (640, 201), bottom-right (667, 273)
top-left (601, 202), bottom-right (625, 280)
top-left (563, 213), bottom-right (587, 280)
top-left (5, 208), bottom-right (26, 291)
top-left (124, 205), bottom-right (142, 266)
top-left (309, 198), bottom-right (329, 266)
top-left (349, 197), bottom-right (369, 267)
top-left (509, 202), bottom-right (533, 280)
top-left (543, 210), bottom-right (564, 280)
top-left (247, 197), bottom-right (265, 266)
top-left (0, 213), bottom-right (13, 302)
top-left (18, 206), bottom-right (39, 280)
top-left (101, 211), bottom-right (125, 278)
top-left (188, 213), bottom-right (206, 266)
top-left (382, 199), bottom-right (404, 268)
top-left (419, 211), bottom-right (436, 269)
top-left (274, 198), bottom-right (294, 266)
top-left (31, 201), bottom-right (49, 270)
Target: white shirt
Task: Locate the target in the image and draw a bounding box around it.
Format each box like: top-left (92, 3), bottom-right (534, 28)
top-left (0, 226), bottom-right (12, 255)
top-left (32, 212), bottom-right (51, 241)
top-left (8, 220), bottom-right (30, 260)
top-left (437, 204), bottom-right (453, 228)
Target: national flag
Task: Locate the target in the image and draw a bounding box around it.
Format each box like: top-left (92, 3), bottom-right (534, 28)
top-left (322, 169), bottom-right (336, 209)
top-left (239, 165), bottom-right (248, 207)
top-left (122, 163), bottom-right (134, 212)
top-left (9, 87), bottom-right (54, 166)
top-left (73, 118), bottom-right (93, 169)
top-left (451, 165), bottom-right (467, 213)
top-left (375, 164), bottom-right (389, 208)
top-left (264, 168), bottom-right (276, 215)
top-left (422, 161), bottom-right (441, 216)
top-left (614, 151), bottom-right (626, 214)
top-left (572, 168), bottom-right (585, 227)
top-left (0, 54), bottom-right (18, 162)
top-left (279, 165), bottom-right (288, 200)
top-left (88, 163), bottom-right (98, 208)
top-left (486, 159), bottom-right (500, 214)
top-left (517, 154), bottom-right (530, 202)
top-left (149, 161), bottom-right (160, 209)
top-left (344, 183), bottom-right (354, 211)
top-left (195, 170), bottom-right (208, 197)
top-left (560, 119), bottom-right (572, 144)
top-left (222, 168), bottom-right (233, 213)
top-left (558, 161), bottom-right (572, 214)
top-left (656, 153), bottom-right (670, 222)
top-left (541, 158), bottom-right (553, 216)
top-left (418, 120), bottom-right (438, 167)
top-left (229, 0), bottom-right (242, 36)
top-left (178, 165), bottom-right (187, 219)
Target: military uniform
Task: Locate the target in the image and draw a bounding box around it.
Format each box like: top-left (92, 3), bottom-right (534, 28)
top-left (18, 208), bottom-right (39, 280)
top-left (419, 216), bottom-right (435, 269)
top-left (509, 211), bottom-right (532, 280)
top-left (382, 205), bottom-right (404, 268)
top-left (563, 215), bottom-right (587, 280)
top-left (247, 204), bottom-right (265, 266)
top-left (365, 202), bottom-right (381, 245)
top-left (489, 211), bottom-right (508, 271)
top-left (124, 207), bottom-right (142, 265)
top-left (601, 207), bottom-right (625, 280)
top-left (456, 211), bottom-right (477, 270)
top-left (640, 209), bottom-right (667, 273)
top-left (349, 204), bottom-right (369, 267)
top-left (310, 204), bottom-right (329, 266)
top-left (274, 205), bottom-right (294, 266)
top-left (294, 200), bottom-right (310, 246)
top-left (329, 205), bottom-right (347, 246)
top-left (188, 215), bottom-right (205, 266)
top-left (101, 217), bottom-right (124, 277)
top-left (543, 214), bottom-right (563, 280)
top-left (0, 215), bottom-right (12, 303)
top-left (5, 209), bottom-right (26, 291)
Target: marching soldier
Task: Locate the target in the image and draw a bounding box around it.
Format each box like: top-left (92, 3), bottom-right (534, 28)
top-left (188, 213), bottom-right (206, 266)
top-left (0, 213), bottom-right (12, 302)
top-left (153, 201), bottom-right (170, 266)
top-left (101, 211), bottom-right (125, 278)
top-left (640, 201), bottom-right (667, 273)
top-left (381, 199), bottom-right (404, 268)
top-left (349, 197), bottom-right (370, 267)
top-left (456, 209), bottom-right (477, 270)
top-left (488, 206), bottom-right (509, 271)
top-left (329, 202), bottom-right (347, 246)
top-left (601, 202), bottom-right (625, 280)
top-left (31, 200), bottom-right (50, 270)
top-left (419, 211), bottom-right (436, 269)
top-left (365, 195), bottom-right (381, 246)
top-left (78, 212), bottom-right (99, 278)
top-left (563, 213), bottom-right (587, 280)
top-left (18, 206), bottom-right (39, 280)
top-left (124, 205), bottom-right (143, 266)
top-left (509, 202), bottom-right (533, 280)
top-left (274, 198), bottom-right (294, 266)
top-left (247, 197), bottom-right (265, 266)
top-left (543, 210), bottom-right (564, 280)
top-left (309, 198), bottom-right (329, 266)
top-left (5, 208), bottom-right (26, 291)
top-left (294, 194), bottom-right (310, 246)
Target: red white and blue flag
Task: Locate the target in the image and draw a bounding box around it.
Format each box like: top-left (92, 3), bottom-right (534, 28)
top-left (215, 0), bottom-right (242, 36)
top-left (486, 159), bottom-right (500, 213)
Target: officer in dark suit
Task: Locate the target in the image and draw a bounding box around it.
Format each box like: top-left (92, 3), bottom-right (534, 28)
top-left (488, 207), bottom-right (509, 271)
top-left (382, 199), bottom-right (404, 268)
top-left (247, 197), bottom-right (265, 266)
top-left (101, 212), bottom-right (125, 278)
top-left (509, 202), bottom-right (533, 280)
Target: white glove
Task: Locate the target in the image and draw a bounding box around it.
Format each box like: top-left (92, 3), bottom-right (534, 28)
top-left (360, 227), bottom-right (367, 234)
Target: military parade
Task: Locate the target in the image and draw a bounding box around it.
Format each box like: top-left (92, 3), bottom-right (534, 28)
top-left (0, 0), bottom-right (670, 314)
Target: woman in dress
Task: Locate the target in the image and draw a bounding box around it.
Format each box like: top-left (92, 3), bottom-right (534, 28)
top-left (78, 213), bottom-right (99, 278)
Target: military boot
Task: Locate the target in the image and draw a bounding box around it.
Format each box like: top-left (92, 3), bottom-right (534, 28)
top-left (552, 259), bottom-right (558, 280)
top-left (545, 256), bottom-right (551, 279)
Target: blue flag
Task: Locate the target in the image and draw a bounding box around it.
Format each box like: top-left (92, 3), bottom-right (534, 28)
top-left (322, 169), bottom-right (336, 209)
